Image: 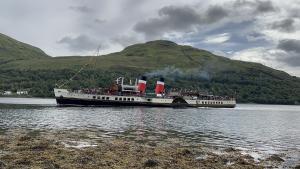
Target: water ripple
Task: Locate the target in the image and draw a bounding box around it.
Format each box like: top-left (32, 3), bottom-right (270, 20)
top-left (0, 100), bottom-right (299, 157)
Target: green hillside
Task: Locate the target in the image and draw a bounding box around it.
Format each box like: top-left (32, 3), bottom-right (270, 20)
top-left (0, 33), bottom-right (49, 64)
top-left (0, 34), bottom-right (299, 104)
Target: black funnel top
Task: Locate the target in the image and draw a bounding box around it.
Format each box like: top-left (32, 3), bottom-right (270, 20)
top-left (141, 76), bottom-right (147, 81)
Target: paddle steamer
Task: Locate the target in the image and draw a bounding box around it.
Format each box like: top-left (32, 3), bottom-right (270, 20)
top-left (54, 76), bottom-right (236, 108)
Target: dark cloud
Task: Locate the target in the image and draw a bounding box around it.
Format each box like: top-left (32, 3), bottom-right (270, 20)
top-left (271, 19), bottom-right (295, 33)
top-left (133, 0), bottom-right (278, 39)
top-left (57, 34), bottom-right (102, 52)
top-left (205, 5), bottom-right (228, 23)
top-left (278, 39), bottom-right (300, 54)
top-left (69, 6), bottom-right (93, 13)
top-left (281, 55), bottom-right (300, 67)
top-left (133, 5), bottom-right (229, 39)
top-left (134, 6), bottom-right (201, 38)
top-left (277, 39), bottom-right (300, 67)
top-left (255, 0), bottom-right (276, 13)
top-left (158, 6), bottom-right (201, 23)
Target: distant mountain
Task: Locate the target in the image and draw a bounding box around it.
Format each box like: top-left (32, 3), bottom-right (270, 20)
top-left (0, 33), bottom-right (299, 104)
top-left (0, 33), bottom-right (49, 64)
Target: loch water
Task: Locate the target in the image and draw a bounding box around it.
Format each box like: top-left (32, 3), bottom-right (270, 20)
top-left (0, 97), bottom-right (299, 166)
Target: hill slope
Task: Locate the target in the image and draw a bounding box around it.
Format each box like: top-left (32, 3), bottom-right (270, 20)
top-left (0, 35), bottom-right (299, 104)
top-left (0, 33), bottom-right (49, 64)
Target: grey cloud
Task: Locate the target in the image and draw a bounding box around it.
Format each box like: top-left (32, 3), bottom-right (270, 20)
top-left (134, 6), bottom-right (201, 38)
top-left (69, 6), bottom-right (93, 13)
top-left (133, 0), bottom-right (277, 39)
top-left (205, 5), bottom-right (228, 23)
top-left (158, 6), bottom-right (201, 23)
top-left (292, 11), bottom-right (300, 18)
top-left (271, 19), bottom-right (295, 33)
top-left (255, 0), bottom-right (276, 13)
top-left (288, 8), bottom-right (300, 18)
top-left (233, 0), bottom-right (254, 7)
top-left (233, 0), bottom-right (276, 13)
top-left (57, 34), bottom-right (102, 52)
top-left (120, 0), bottom-right (148, 11)
top-left (246, 31), bottom-right (266, 42)
top-left (278, 39), bottom-right (300, 54)
top-left (94, 19), bottom-right (106, 24)
top-left (281, 55), bottom-right (300, 67)
top-left (134, 5), bottom-right (230, 39)
top-left (277, 39), bottom-right (300, 67)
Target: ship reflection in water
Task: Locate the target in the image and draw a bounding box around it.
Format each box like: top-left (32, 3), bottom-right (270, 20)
top-left (0, 98), bottom-right (299, 166)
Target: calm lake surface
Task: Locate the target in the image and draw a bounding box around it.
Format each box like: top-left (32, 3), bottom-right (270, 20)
top-left (0, 97), bottom-right (299, 165)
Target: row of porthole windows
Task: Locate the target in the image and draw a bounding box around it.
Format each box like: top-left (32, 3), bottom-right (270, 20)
top-left (202, 101), bottom-right (223, 104)
top-left (93, 96), bottom-right (110, 100)
top-left (115, 97), bottom-right (134, 101)
top-left (92, 96), bottom-right (135, 101)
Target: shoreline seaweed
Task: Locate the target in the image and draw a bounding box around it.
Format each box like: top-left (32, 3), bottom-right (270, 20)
top-left (0, 129), bottom-right (291, 169)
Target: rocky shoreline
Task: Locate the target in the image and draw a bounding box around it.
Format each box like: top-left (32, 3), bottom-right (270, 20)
top-left (0, 129), bottom-right (293, 169)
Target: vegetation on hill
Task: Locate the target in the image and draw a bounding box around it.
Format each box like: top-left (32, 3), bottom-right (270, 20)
top-left (0, 34), bottom-right (299, 104)
top-left (0, 33), bottom-right (49, 65)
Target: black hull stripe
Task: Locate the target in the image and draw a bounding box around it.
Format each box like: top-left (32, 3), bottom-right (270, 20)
top-left (56, 98), bottom-right (236, 108)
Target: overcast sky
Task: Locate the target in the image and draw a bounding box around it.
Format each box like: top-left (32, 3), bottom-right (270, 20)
top-left (0, 0), bottom-right (300, 76)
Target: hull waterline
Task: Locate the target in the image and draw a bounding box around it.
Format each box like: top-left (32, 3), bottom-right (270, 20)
top-left (56, 97), bottom-right (236, 108)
